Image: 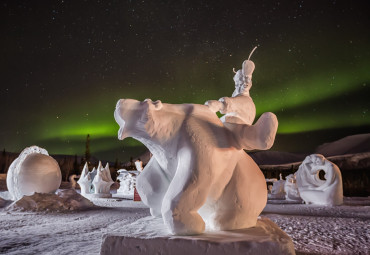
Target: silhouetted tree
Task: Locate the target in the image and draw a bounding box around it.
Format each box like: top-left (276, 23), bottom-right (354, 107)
top-left (85, 134), bottom-right (91, 164)
top-left (114, 158), bottom-right (119, 170)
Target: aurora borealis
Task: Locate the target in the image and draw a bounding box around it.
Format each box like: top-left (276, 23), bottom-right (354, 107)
top-left (1, 1), bottom-right (369, 161)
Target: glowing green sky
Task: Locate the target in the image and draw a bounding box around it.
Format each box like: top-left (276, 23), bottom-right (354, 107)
top-left (1, 1), bottom-right (369, 161)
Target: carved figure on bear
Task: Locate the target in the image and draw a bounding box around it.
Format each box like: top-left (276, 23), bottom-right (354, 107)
top-left (114, 98), bottom-right (268, 235)
top-left (205, 47), bottom-right (278, 151)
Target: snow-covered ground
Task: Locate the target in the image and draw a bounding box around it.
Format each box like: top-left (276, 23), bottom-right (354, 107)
top-left (0, 190), bottom-right (369, 255)
top-left (263, 198), bottom-right (370, 255)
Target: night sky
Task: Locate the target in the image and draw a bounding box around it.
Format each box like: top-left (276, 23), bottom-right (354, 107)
top-left (1, 1), bottom-right (369, 161)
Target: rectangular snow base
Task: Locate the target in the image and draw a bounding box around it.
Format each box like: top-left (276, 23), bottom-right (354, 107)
top-left (100, 217), bottom-right (295, 255)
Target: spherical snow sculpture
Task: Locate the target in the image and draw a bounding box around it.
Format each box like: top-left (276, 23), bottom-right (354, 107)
top-left (296, 154), bottom-right (343, 205)
top-left (6, 146), bottom-right (62, 201)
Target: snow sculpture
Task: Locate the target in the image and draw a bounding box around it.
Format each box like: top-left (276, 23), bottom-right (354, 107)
top-left (296, 154), bottom-right (343, 205)
top-left (114, 96), bottom-right (273, 235)
top-left (268, 174), bottom-right (286, 200)
top-left (69, 174), bottom-right (78, 189)
top-left (205, 47), bottom-right (278, 151)
top-left (77, 163), bottom-right (92, 196)
top-left (91, 162), bottom-right (114, 198)
top-left (6, 145), bottom-right (62, 201)
top-left (89, 167), bottom-right (97, 193)
top-left (135, 160), bottom-right (143, 172)
top-left (284, 174), bottom-right (302, 202)
top-left (116, 169), bottom-right (138, 196)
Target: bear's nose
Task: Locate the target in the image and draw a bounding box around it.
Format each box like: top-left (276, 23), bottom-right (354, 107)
top-left (116, 99), bottom-right (124, 109)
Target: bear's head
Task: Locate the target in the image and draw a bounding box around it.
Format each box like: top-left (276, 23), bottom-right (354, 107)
top-left (114, 98), bottom-right (163, 140)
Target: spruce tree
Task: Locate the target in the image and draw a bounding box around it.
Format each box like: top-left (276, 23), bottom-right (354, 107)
top-left (85, 134), bottom-right (91, 164)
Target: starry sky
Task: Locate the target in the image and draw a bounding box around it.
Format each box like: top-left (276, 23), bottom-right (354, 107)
top-left (1, 1), bottom-right (369, 161)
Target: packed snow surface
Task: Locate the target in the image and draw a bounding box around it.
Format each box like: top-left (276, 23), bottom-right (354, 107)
top-left (101, 216), bottom-right (295, 255)
top-left (6, 189), bottom-right (95, 212)
top-left (0, 189), bottom-right (369, 255)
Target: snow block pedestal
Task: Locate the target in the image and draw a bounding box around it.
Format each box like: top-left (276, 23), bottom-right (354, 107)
top-left (100, 217), bottom-right (295, 255)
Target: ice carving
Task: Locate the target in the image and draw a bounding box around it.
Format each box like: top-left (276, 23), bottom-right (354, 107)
top-left (205, 47), bottom-right (278, 151)
top-left (268, 174), bottom-right (286, 200)
top-left (91, 162), bottom-right (114, 198)
top-left (284, 174), bottom-right (302, 202)
top-left (116, 169), bottom-right (139, 197)
top-left (296, 154), bottom-right (343, 205)
top-left (77, 163), bottom-right (92, 196)
top-left (6, 145), bottom-right (62, 201)
top-left (114, 96), bottom-right (273, 235)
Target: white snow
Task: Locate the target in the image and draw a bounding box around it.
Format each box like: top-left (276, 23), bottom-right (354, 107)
top-left (0, 189), bottom-right (369, 254)
top-left (101, 216), bottom-right (295, 255)
top-left (6, 189), bottom-right (95, 212)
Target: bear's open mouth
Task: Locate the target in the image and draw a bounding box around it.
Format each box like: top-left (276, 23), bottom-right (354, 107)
top-left (118, 126), bottom-right (125, 140)
top-left (114, 102), bottom-right (126, 140)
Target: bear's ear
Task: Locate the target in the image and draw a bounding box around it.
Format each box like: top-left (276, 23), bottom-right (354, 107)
top-left (152, 100), bottom-right (163, 110)
top-left (144, 98), bottom-right (163, 111)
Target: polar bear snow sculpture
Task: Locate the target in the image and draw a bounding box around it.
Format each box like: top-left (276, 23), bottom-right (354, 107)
top-left (114, 98), bottom-right (276, 235)
top-left (296, 154), bottom-right (343, 205)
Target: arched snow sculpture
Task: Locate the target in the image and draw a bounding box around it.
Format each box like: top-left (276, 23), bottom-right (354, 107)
top-left (92, 162), bottom-right (114, 198)
top-left (284, 174), bottom-right (302, 202)
top-left (296, 154), bottom-right (343, 205)
top-left (6, 145), bottom-right (62, 201)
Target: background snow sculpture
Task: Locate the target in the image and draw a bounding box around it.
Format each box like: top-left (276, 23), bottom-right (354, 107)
top-left (92, 162), bottom-right (114, 198)
top-left (116, 169), bottom-right (138, 197)
top-left (205, 47), bottom-right (278, 151)
top-left (6, 145), bottom-right (62, 201)
top-left (284, 174), bottom-right (302, 202)
top-left (296, 154), bottom-right (343, 205)
top-left (69, 174), bottom-right (78, 189)
top-left (114, 97), bottom-right (272, 235)
top-left (89, 167), bottom-right (97, 193)
top-left (268, 174), bottom-right (286, 200)
top-left (77, 163), bottom-right (92, 197)
top-left (135, 160), bottom-right (143, 172)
